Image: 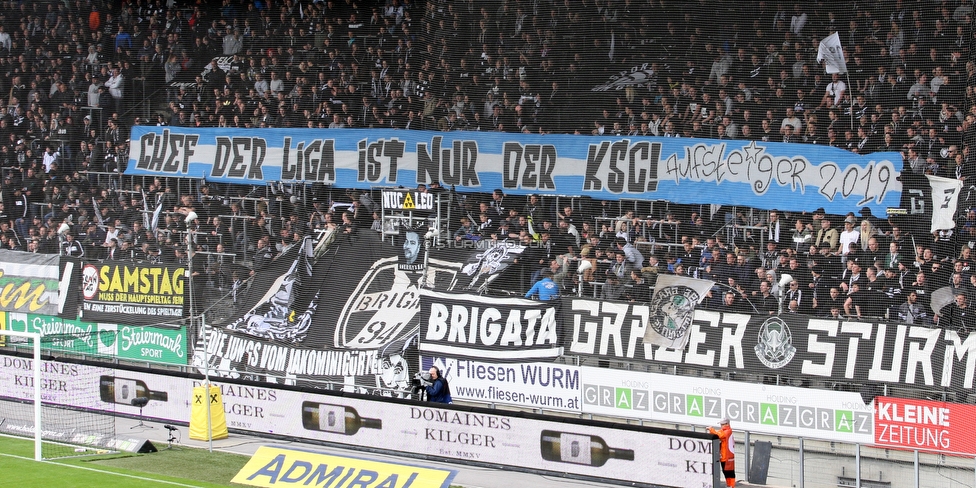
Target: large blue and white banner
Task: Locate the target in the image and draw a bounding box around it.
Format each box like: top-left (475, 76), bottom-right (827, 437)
top-left (126, 126), bottom-right (903, 214)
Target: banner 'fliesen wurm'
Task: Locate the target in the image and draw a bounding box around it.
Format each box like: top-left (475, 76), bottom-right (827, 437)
top-left (126, 126), bottom-right (903, 215)
top-left (80, 262), bottom-right (187, 325)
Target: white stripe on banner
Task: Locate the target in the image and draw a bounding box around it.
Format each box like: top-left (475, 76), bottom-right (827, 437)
top-left (58, 260), bottom-right (74, 316)
top-left (419, 343), bottom-right (565, 360)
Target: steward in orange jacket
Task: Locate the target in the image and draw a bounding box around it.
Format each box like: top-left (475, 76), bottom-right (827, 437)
top-left (708, 418), bottom-right (736, 487)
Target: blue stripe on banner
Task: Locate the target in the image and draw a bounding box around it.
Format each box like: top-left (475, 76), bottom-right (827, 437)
top-left (125, 126), bottom-right (903, 214)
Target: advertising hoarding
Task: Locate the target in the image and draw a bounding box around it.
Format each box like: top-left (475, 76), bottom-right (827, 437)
top-left (873, 396), bottom-right (976, 456)
top-left (422, 356), bottom-right (581, 412)
top-left (3, 313), bottom-right (187, 365)
top-left (80, 262), bottom-right (187, 325)
top-left (0, 353), bottom-right (717, 487)
top-left (579, 366), bottom-right (875, 444)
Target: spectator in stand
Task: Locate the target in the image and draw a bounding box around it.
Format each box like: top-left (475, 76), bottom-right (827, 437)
top-left (525, 269), bottom-right (559, 301)
top-left (0, 1), bottom-right (962, 337)
top-left (839, 216), bottom-right (860, 260)
top-left (937, 292), bottom-right (976, 334)
top-left (61, 232), bottom-right (84, 257)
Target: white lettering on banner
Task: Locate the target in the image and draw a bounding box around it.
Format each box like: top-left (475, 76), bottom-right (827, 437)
top-left (803, 319), bottom-right (869, 378)
top-left (568, 301), bottom-right (747, 366)
top-left (381, 190), bottom-right (434, 210)
top-left (82, 302), bottom-right (182, 316)
top-left (877, 402), bottom-right (949, 426)
top-left (286, 349), bottom-right (378, 377)
top-left (661, 141), bottom-right (897, 205)
top-left (203, 327), bottom-right (378, 378)
top-left (429, 357), bottom-right (581, 412)
top-left (567, 306), bottom-right (976, 389)
top-left (877, 423), bottom-right (950, 450)
top-left (872, 398), bottom-right (970, 453)
top-left (941, 330), bottom-right (976, 388)
top-left (25, 315), bottom-right (95, 349)
top-left (120, 326), bottom-right (185, 358)
top-left (805, 322), bottom-right (941, 386)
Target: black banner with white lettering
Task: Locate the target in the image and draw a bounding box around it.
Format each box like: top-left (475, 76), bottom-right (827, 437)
top-left (561, 298), bottom-right (976, 391)
top-left (202, 234), bottom-right (467, 393)
top-left (420, 291), bottom-right (563, 362)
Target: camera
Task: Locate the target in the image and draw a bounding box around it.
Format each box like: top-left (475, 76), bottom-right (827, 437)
top-left (412, 371), bottom-right (432, 386)
top-left (410, 372), bottom-right (432, 395)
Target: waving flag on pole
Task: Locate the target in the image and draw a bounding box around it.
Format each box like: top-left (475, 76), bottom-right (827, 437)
top-left (643, 274), bottom-right (715, 350)
top-left (927, 174), bottom-right (963, 232)
top-left (817, 32), bottom-right (848, 74)
top-left (141, 189), bottom-right (164, 233)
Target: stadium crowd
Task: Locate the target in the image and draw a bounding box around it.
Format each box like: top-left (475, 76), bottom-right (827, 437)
top-left (0, 0), bottom-right (971, 327)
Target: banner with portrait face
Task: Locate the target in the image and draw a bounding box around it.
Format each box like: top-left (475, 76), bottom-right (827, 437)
top-left (398, 225), bottom-right (427, 274)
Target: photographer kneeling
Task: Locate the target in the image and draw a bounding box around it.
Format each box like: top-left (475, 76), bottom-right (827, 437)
top-left (425, 367), bottom-right (453, 404)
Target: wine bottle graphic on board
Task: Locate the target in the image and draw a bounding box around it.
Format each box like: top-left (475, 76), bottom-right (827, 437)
top-left (540, 430), bottom-right (635, 467)
top-left (302, 401), bottom-right (382, 435)
top-left (99, 375), bottom-right (169, 404)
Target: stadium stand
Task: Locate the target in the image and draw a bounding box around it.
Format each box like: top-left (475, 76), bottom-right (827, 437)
top-left (0, 0), bottom-right (972, 329)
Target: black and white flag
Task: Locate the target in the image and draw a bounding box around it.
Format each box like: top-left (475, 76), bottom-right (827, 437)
top-left (817, 32), bottom-right (848, 74)
top-left (642, 274), bottom-right (715, 349)
top-left (927, 174), bottom-right (962, 232)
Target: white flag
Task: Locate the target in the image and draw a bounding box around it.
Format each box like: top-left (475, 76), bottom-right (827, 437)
top-left (642, 274), bottom-right (715, 350)
top-left (608, 31), bottom-right (615, 61)
top-left (927, 174), bottom-right (963, 232)
top-left (817, 32), bottom-right (847, 74)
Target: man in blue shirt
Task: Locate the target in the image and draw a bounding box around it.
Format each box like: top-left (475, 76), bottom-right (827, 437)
top-left (425, 367), bottom-right (452, 404)
top-left (525, 269), bottom-right (559, 300)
